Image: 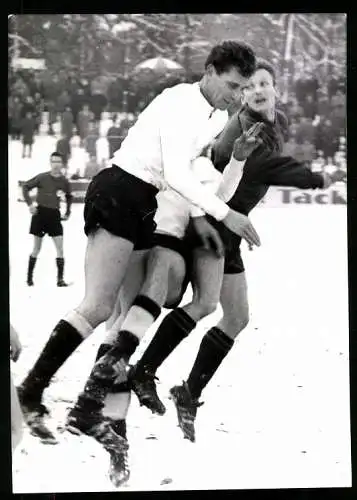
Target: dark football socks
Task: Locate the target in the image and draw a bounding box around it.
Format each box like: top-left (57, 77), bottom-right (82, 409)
top-left (27, 256), bottom-right (37, 284)
top-left (77, 295), bottom-right (161, 410)
top-left (56, 257), bottom-right (65, 282)
top-left (111, 419), bottom-right (127, 439)
top-left (187, 327), bottom-right (234, 400)
top-left (21, 318), bottom-right (87, 399)
top-left (134, 308), bottom-right (196, 375)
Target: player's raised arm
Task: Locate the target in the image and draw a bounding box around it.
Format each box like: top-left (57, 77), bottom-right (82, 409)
top-left (211, 111), bottom-right (242, 172)
top-left (246, 154), bottom-right (343, 190)
top-left (160, 113), bottom-right (260, 248)
top-left (216, 122), bottom-right (264, 202)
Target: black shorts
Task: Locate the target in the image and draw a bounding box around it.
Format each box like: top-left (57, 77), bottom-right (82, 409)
top-left (184, 216), bottom-right (245, 275)
top-left (152, 233), bottom-right (193, 309)
top-left (30, 206), bottom-right (63, 237)
top-left (84, 165), bottom-right (158, 250)
top-left (206, 216), bottom-right (245, 274)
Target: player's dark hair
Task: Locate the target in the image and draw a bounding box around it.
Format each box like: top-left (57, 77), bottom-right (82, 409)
top-left (255, 58), bottom-right (276, 85)
top-left (50, 152), bottom-right (63, 161)
top-left (205, 41), bottom-right (256, 78)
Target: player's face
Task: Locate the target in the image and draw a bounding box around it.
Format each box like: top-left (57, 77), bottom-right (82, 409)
top-left (208, 66), bottom-right (248, 110)
top-left (242, 69), bottom-right (276, 115)
top-left (50, 157), bottom-right (63, 176)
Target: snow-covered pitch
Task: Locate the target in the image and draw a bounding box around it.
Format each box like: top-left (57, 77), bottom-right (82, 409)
top-left (9, 135), bottom-right (351, 492)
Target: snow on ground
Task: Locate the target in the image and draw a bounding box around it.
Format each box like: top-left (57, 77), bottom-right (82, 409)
top-left (9, 136), bottom-right (351, 492)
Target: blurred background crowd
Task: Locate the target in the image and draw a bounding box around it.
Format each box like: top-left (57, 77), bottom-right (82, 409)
top-left (8, 13), bottom-right (346, 181)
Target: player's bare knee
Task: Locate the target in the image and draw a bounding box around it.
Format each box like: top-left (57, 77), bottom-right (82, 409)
top-left (146, 247), bottom-right (170, 277)
top-left (221, 313), bottom-right (249, 338)
top-left (78, 299), bottom-right (114, 326)
top-left (191, 295), bottom-right (218, 319)
top-left (239, 313), bottom-right (249, 331)
top-left (96, 303), bottom-right (115, 324)
top-left (167, 257), bottom-right (185, 295)
top-left (200, 300), bottom-right (218, 318)
top-left (32, 238), bottom-right (42, 256)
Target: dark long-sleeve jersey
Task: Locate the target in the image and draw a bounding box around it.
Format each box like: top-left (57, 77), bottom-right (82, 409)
top-left (212, 105), bottom-right (324, 215)
top-left (22, 171), bottom-right (72, 215)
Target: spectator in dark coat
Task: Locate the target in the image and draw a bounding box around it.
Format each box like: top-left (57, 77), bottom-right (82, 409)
top-left (84, 121), bottom-right (99, 159)
top-left (295, 116), bottom-right (315, 145)
top-left (21, 111), bottom-right (36, 158)
top-left (70, 88), bottom-right (87, 126)
top-left (32, 92), bottom-right (44, 134)
top-left (300, 139), bottom-right (316, 168)
top-left (106, 118), bottom-right (123, 158)
top-left (21, 96), bottom-right (36, 119)
top-left (290, 98), bottom-right (304, 121)
top-left (315, 118), bottom-right (339, 159)
top-left (295, 66), bottom-right (320, 107)
top-left (56, 134), bottom-right (71, 168)
top-left (56, 90), bottom-right (71, 115)
top-left (107, 79), bottom-right (121, 116)
top-left (9, 96), bottom-right (23, 140)
top-left (316, 94), bottom-right (331, 120)
top-left (330, 90), bottom-right (346, 137)
top-left (61, 106), bottom-right (74, 139)
top-left (77, 104), bottom-right (94, 147)
top-left (89, 92), bottom-right (107, 124)
top-left (302, 94), bottom-right (318, 121)
top-left (328, 67), bottom-right (345, 99)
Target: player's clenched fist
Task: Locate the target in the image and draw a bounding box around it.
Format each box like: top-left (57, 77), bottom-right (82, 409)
top-left (222, 209), bottom-right (261, 247)
top-left (232, 122), bottom-right (264, 161)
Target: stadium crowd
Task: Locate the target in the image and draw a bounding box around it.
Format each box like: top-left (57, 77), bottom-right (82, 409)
top-left (8, 62), bottom-right (346, 180)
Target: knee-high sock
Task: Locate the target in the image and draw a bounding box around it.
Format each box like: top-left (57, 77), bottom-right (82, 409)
top-left (27, 256), bottom-right (37, 282)
top-left (56, 257), bottom-right (65, 282)
top-left (134, 308), bottom-right (196, 376)
top-left (187, 327), bottom-right (234, 400)
top-left (21, 310), bottom-right (93, 398)
top-left (76, 295), bottom-right (161, 409)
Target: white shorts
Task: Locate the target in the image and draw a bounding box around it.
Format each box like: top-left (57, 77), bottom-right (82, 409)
top-left (154, 157), bottom-right (222, 239)
top-left (155, 189), bottom-right (191, 239)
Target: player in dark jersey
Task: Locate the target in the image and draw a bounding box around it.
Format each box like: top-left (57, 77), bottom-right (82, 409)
top-left (124, 59), bottom-right (345, 442)
top-left (22, 152), bottom-right (72, 287)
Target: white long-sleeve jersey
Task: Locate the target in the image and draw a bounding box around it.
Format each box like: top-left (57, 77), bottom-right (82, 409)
top-left (111, 82), bottom-right (230, 221)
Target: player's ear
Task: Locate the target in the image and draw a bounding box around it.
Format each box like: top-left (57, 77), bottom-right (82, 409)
top-left (205, 64), bottom-right (215, 77)
top-left (241, 91), bottom-right (247, 105)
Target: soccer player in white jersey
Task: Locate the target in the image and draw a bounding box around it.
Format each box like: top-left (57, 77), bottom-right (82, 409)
top-left (90, 125), bottom-right (262, 486)
top-left (17, 41), bottom-right (260, 463)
